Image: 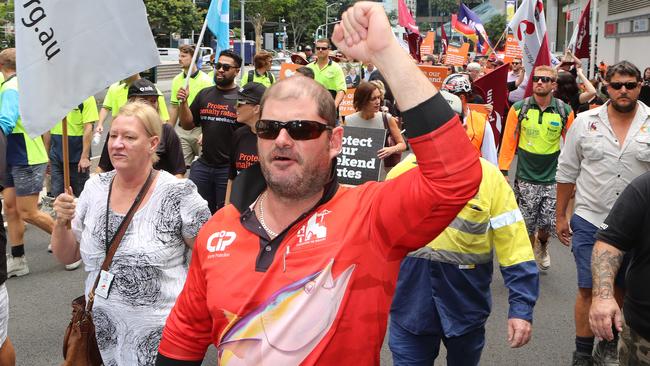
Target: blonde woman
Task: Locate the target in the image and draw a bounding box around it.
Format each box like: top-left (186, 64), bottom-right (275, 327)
top-left (51, 102), bottom-right (210, 365)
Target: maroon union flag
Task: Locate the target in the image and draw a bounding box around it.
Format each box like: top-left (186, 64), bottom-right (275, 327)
top-left (472, 63), bottom-right (510, 148)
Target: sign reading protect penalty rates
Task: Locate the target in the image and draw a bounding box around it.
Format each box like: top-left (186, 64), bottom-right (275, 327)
top-left (337, 126), bottom-right (386, 185)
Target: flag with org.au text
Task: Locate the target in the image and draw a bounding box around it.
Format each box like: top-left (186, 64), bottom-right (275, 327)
top-left (15, 0), bottom-right (159, 137)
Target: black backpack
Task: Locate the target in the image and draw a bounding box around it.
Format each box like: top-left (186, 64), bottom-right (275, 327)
top-left (515, 96), bottom-right (569, 137)
top-left (248, 70), bottom-right (274, 84)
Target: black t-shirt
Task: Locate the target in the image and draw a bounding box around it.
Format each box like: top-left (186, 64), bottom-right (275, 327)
top-left (98, 123), bottom-right (186, 176)
top-left (228, 125), bottom-right (258, 180)
top-left (155, 124), bottom-right (186, 176)
top-left (596, 171), bottom-right (650, 339)
top-left (189, 86), bottom-right (240, 167)
top-left (639, 84), bottom-right (650, 107)
top-left (568, 93), bottom-right (581, 115)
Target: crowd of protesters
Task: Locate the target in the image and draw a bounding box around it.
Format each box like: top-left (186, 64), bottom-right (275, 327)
top-left (0, 2), bottom-right (647, 365)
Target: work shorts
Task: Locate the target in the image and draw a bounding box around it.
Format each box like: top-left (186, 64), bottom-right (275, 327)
top-left (3, 163), bottom-right (47, 196)
top-left (513, 179), bottom-right (556, 236)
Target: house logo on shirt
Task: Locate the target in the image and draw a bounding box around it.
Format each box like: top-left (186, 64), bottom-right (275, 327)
top-left (296, 210), bottom-right (330, 246)
top-left (206, 231), bottom-right (237, 257)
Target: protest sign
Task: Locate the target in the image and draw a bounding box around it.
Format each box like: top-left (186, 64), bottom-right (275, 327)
top-left (279, 63), bottom-right (302, 79)
top-left (420, 31), bottom-right (435, 56)
top-left (339, 89), bottom-right (356, 117)
top-left (445, 43), bottom-right (470, 66)
top-left (418, 66), bottom-right (449, 89)
top-left (337, 126), bottom-right (386, 185)
top-left (503, 34), bottom-right (523, 63)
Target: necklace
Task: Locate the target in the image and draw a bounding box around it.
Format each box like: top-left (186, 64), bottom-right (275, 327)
top-left (258, 191), bottom-right (278, 238)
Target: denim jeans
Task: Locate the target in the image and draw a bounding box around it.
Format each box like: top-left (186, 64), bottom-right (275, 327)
top-left (189, 159), bottom-right (229, 214)
top-left (50, 158), bottom-right (89, 197)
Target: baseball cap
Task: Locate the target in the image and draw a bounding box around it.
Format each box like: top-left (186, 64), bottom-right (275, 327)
top-left (305, 46), bottom-right (312, 51)
top-left (128, 79), bottom-right (161, 98)
top-left (440, 90), bottom-right (463, 115)
top-left (230, 82), bottom-right (266, 105)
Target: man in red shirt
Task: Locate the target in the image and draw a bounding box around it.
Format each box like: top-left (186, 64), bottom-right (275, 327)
top-left (156, 2), bottom-right (482, 365)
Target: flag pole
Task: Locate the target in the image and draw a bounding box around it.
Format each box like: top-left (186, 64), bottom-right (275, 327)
top-left (588, 0), bottom-right (598, 79)
top-left (489, 28), bottom-right (508, 57)
top-left (61, 117), bottom-right (71, 229)
top-left (183, 13), bottom-right (211, 92)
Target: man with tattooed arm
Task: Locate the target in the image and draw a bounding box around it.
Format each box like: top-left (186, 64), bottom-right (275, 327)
top-left (556, 60), bottom-right (650, 365)
top-left (590, 171), bottom-right (650, 365)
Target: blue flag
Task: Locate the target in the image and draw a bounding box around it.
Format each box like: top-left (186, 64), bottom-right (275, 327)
top-left (453, 3), bottom-right (492, 54)
top-left (207, 0), bottom-right (230, 54)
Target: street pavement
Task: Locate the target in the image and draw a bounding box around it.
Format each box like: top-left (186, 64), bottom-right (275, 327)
top-left (5, 74), bottom-right (579, 365)
top-left (7, 226), bottom-right (578, 365)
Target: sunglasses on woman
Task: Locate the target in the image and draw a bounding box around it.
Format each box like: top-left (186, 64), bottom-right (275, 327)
top-left (256, 120), bottom-right (333, 140)
top-left (608, 81), bottom-right (639, 90)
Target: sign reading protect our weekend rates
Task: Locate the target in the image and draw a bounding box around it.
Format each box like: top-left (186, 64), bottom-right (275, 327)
top-left (418, 65), bottom-right (449, 89)
top-left (338, 88), bottom-right (356, 117)
top-left (337, 126), bottom-right (386, 185)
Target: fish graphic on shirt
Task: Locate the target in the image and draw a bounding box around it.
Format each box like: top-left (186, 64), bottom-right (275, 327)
top-left (217, 260), bottom-right (355, 365)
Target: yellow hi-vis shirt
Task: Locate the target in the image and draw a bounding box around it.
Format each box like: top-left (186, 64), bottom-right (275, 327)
top-left (170, 70), bottom-right (213, 106)
top-left (103, 81), bottom-right (170, 121)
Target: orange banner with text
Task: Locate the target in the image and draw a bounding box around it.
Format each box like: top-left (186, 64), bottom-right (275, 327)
top-left (420, 32), bottom-right (435, 56)
top-left (339, 88), bottom-right (356, 117)
top-left (503, 34), bottom-right (523, 63)
top-left (279, 63), bottom-right (302, 79)
top-left (418, 65), bottom-right (449, 89)
top-left (445, 43), bottom-right (470, 66)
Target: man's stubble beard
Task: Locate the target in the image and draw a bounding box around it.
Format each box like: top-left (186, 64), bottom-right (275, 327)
top-left (611, 96), bottom-right (637, 113)
top-left (259, 148), bottom-right (332, 200)
top-left (216, 74), bottom-right (236, 88)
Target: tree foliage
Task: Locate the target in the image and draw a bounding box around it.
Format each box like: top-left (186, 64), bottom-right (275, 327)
top-left (0, 0), bottom-right (15, 47)
top-left (428, 0), bottom-right (458, 16)
top-left (143, 0), bottom-right (204, 40)
top-left (231, 0), bottom-right (294, 53)
top-left (285, 0), bottom-right (325, 50)
top-left (484, 14), bottom-right (507, 50)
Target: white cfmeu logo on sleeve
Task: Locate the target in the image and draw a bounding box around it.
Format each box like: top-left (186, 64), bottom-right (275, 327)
top-left (207, 231), bottom-right (237, 252)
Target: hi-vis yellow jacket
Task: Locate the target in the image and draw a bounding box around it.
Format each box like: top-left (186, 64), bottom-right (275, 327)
top-left (387, 155), bottom-right (539, 336)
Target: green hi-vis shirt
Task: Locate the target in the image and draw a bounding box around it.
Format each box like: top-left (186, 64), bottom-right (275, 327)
top-left (103, 81), bottom-right (170, 121)
top-left (240, 69), bottom-right (275, 88)
top-left (49, 96), bottom-right (98, 163)
top-left (1, 77), bottom-right (48, 166)
top-left (514, 97), bottom-right (573, 184)
top-left (50, 96), bottom-right (99, 136)
top-left (170, 70), bottom-right (214, 106)
top-left (307, 61), bottom-right (346, 94)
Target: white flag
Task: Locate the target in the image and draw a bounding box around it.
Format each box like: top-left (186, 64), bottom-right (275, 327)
top-left (507, 0), bottom-right (559, 96)
top-left (15, 0), bottom-right (160, 137)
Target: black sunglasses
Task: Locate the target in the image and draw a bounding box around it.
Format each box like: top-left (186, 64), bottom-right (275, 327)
top-left (608, 81), bottom-right (639, 90)
top-left (511, 62), bottom-right (521, 65)
top-left (532, 76), bottom-right (555, 83)
top-left (256, 119), bottom-right (332, 140)
top-left (214, 62), bottom-right (236, 71)
top-left (315, 46), bottom-right (329, 51)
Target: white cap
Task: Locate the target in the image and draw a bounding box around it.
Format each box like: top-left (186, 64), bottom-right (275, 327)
top-left (440, 90), bottom-right (463, 115)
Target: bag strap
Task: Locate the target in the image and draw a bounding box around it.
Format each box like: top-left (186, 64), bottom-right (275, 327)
top-left (515, 97), bottom-right (533, 138)
top-left (381, 112), bottom-right (389, 130)
top-left (248, 69), bottom-right (254, 83)
top-left (86, 169), bottom-right (157, 311)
